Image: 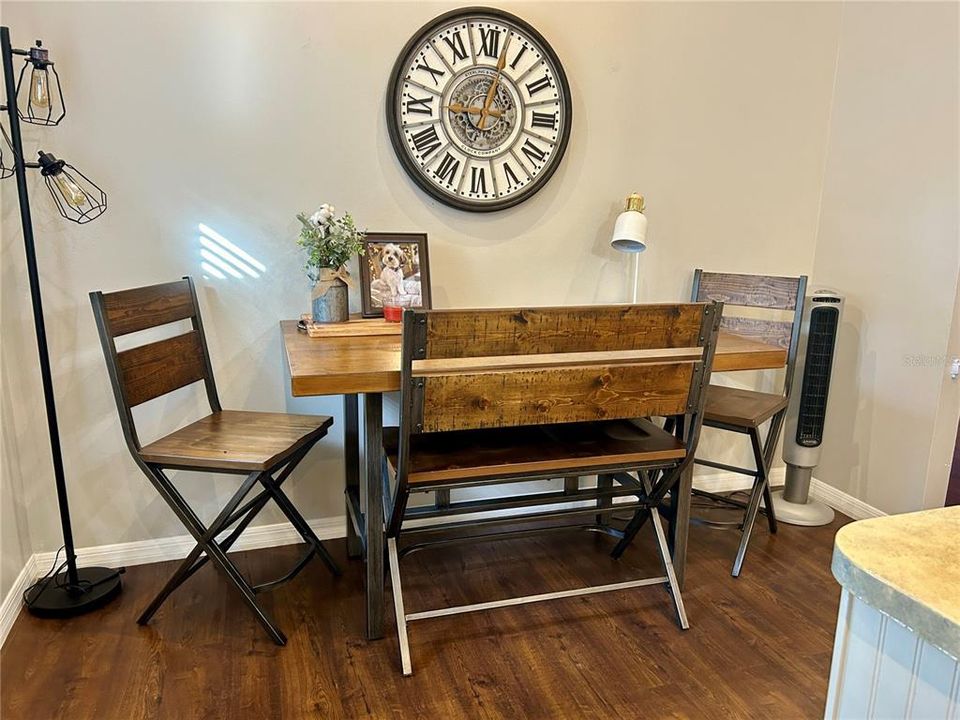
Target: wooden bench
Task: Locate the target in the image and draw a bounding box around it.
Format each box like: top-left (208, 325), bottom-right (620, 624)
top-left (381, 302), bottom-right (723, 675)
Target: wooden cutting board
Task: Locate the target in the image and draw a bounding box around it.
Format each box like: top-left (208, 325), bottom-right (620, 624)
top-left (299, 314), bottom-right (402, 338)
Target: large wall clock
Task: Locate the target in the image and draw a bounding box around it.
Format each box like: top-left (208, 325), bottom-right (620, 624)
top-left (386, 7), bottom-right (572, 212)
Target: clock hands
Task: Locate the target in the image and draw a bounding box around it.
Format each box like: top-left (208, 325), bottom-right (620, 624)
top-left (478, 34), bottom-right (512, 130)
top-left (445, 101), bottom-right (503, 118)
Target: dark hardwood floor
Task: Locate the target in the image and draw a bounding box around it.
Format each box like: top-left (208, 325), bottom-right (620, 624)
top-left (1, 511), bottom-right (849, 719)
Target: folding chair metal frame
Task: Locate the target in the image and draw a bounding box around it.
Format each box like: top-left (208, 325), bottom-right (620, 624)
top-left (91, 277), bottom-right (340, 645)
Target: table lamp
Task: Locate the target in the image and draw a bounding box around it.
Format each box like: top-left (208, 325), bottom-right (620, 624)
top-left (610, 193), bottom-right (647, 302)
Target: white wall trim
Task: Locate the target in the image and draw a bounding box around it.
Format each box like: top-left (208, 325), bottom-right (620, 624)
top-left (809, 479), bottom-right (886, 520)
top-left (0, 554), bottom-right (41, 650)
top-left (0, 471), bottom-right (883, 648)
top-left (33, 516), bottom-right (347, 572)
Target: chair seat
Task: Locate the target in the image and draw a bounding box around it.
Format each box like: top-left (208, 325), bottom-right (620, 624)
top-left (383, 419), bottom-right (685, 486)
top-left (703, 385), bottom-right (788, 429)
top-left (139, 410), bottom-right (333, 472)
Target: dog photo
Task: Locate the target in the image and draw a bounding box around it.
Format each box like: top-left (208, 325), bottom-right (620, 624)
top-left (359, 233), bottom-right (431, 317)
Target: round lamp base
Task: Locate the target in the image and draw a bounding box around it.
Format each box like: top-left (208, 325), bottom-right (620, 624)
top-left (24, 567), bottom-right (123, 618)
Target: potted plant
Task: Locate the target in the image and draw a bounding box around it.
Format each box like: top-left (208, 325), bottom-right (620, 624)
top-left (296, 204), bottom-right (365, 323)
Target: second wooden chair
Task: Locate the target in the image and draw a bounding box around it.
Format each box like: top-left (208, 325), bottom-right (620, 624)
top-left (689, 269), bottom-right (807, 576)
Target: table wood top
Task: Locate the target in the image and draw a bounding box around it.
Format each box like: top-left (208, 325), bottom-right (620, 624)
top-left (281, 320), bottom-right (787, 397)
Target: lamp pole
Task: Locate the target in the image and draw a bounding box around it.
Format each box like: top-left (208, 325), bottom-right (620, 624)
top-left (1, 25), bottom-right (121, 616)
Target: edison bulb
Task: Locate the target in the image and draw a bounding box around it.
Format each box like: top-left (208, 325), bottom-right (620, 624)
top-left (29, 67), bottom-right (50, 109)
top-left (52, 171), bottom-right (88, 209)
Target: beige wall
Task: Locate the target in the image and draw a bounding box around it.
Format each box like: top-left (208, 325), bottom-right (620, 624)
top-left (811, 2), bottom-right (960, 514)
top-left (1, 1), bottom-right (950, 597)
top-left (1, 210), bottom-right (34, 598)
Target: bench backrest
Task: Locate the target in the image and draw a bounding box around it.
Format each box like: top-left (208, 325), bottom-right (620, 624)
top-left (395, 303), bottom-right (723, 481)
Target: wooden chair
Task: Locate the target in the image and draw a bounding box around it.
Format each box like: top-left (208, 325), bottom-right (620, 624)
top-left (690, 269), bottom-right (807, 576)
top-left (90, 277), bottom-right (340, 645)
top-left (382, 302), bottom-right (723, 674)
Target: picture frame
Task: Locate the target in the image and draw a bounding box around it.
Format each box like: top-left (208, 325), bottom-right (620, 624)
top-left (359, 233), bottom-right (432, 318)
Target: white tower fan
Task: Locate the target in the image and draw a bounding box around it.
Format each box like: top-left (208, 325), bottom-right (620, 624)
top-left (771, 289), bottom-right (844, 526)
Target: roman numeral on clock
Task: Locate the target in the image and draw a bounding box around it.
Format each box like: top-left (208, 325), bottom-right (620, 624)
top-left (410, 125), bottom-right (441, 160)
top-left (405, 95), bottom-right (433, 115)
top-left (479, 28), bottom-right (501, 58)
top-left (531, 111), bottom-right (557, 129)
top-left (436, 152), bottom-right (461, 184)
top-left (443, 31), bottom-right (468, 63)
top-left (470, 166), bottom-right (487, 194)
top-left (509, 45), bottom-right (527, 70)
top-left (415, 58), bottom-right (445, 86)
top-left (526, 75), bottom-right (552, 96)
top-left (521, 139), bottom-right (548, 165)
top-left (502, 161), bottom-right (521, 188)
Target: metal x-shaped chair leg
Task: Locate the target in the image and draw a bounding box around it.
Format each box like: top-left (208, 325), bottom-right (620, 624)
top-left (610, 466), bottom-right (683, 559)
top-left (135, 443), bottom-right (340, 645)
top-left (258, 473), bottom-right (340, 576)
top-left (138, 446), bottom-right (314, 625)
top-left (137, 470), bottom-right (263, 626)
top-left (140, 464), bottom-right (287, 644)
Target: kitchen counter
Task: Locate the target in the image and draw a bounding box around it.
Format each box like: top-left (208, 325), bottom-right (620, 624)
top-left (824, 507), bottom-right (960, 718)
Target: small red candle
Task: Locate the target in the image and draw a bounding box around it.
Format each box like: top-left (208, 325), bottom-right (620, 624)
top-left (383, 305), bottom-right (403, 323)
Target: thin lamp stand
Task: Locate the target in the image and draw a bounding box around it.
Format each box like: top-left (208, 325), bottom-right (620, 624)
top-left (1, 26), bottom-right (122, 617)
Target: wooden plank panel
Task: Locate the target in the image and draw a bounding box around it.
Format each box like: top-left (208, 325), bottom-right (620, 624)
top-left (420, 362), bottom-right (695, 432)
top-left (719, 317), bottom-right (794, 349)
top-left (713, 332), bottom-right (786, 371)
top-left (412, 347), bottom-right (703, 377)
top-left (695, 272), bottom-right (801, 310)
top-left (422, 304), bottom-right (706, 359)
top-left (118, 331), bottom-right (206, 407)
top-left (139, 410), bottom-right (332, 471)
top-left (383, 420), bottom-right (686, 484)
top-left (406, 450), bottom-right (685, 484)
top-left (102, 279), bottom-right (194, 336)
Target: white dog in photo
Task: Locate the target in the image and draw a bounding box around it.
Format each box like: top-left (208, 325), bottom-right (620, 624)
top-left (379, 243), bottom-right (408, 299)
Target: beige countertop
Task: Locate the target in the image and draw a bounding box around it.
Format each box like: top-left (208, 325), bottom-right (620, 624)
top-left (832, 506), bottom-right (960, 659)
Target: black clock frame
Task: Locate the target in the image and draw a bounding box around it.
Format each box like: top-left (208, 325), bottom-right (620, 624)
top-left (386, 6), bottom-right (573, 213)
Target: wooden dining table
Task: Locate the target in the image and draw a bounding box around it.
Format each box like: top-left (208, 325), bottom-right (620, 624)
top-left (281, 320), bottom-right (787, 640)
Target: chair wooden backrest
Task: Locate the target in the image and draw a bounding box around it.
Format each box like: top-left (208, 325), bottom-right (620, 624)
top-left (90, 277), bottom-right (220, 453)
top-left (691, 270), bottom-right (806, 394)
top-left (395, 303), bottom-right (723, 483)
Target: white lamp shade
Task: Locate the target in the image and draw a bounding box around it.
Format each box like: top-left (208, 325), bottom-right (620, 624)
top-left (610, 210), bottom-right (648, 253)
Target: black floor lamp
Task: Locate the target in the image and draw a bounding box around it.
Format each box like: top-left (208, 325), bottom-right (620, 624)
top-left (1, 26), bottom-right (122, 616)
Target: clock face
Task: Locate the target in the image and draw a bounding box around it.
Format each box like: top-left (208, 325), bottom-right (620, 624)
top-left (386, 7), bottom-right (572, 212)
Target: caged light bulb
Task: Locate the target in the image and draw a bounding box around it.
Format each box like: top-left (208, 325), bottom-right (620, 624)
top-left (29, 66), bottom-right (50, 108)
top-left (52, 170), bottom-right (88, 209)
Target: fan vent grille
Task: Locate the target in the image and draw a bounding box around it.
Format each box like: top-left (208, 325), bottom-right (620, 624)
top-left (796, 306), bottom-right (839, 447)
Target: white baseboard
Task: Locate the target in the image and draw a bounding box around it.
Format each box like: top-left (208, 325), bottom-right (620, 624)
top-left (0, 554), bottom-right (41, 650)
top-left (0, 470), bottom-right (883, 649)
top-left (692, 468), bottom-right (886, 521)
top-left (32, 516), bottom-right (347, 572)
top-left (809, 479), bottom-right (885, 520)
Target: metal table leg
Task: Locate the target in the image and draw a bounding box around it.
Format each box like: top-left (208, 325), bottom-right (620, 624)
top-left (671, 462), bottom-right (694, 589)
top-left (363, 392), bottom-right (384, 640)
top-left (343, 394), bottom-right (362, 558)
